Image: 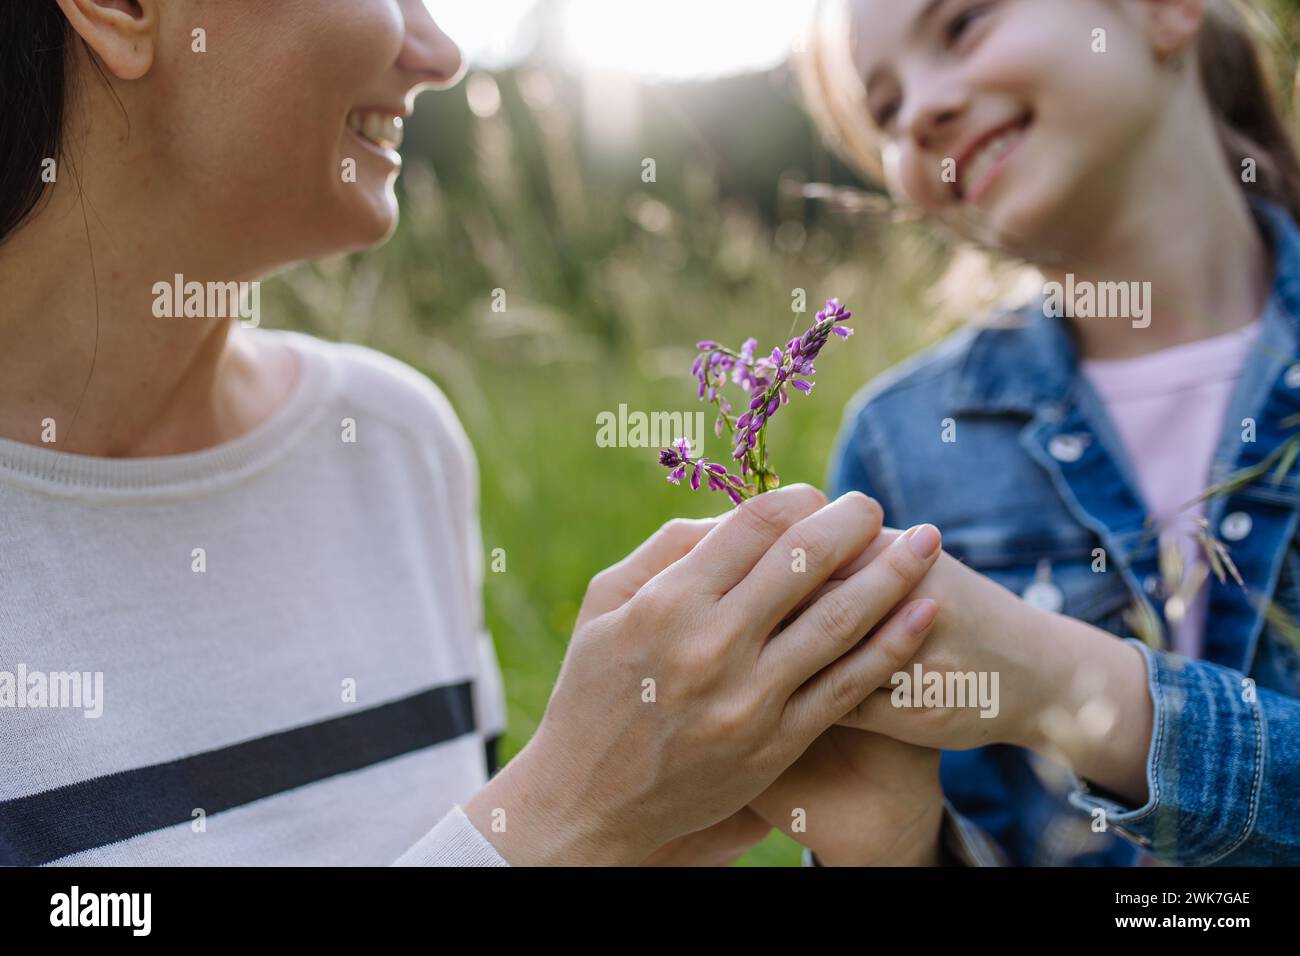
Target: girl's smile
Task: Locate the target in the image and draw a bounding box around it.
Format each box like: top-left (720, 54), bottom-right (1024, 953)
top-left (954, 112), bottom-right (1032, 205)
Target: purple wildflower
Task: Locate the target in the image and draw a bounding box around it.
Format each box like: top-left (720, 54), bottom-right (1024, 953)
top-left (660, 296), bottom-right (855, 504)
top-left (658, 435), bottom-right (747, 504)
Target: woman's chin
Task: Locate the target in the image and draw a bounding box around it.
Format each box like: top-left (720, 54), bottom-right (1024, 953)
top-left (341, 188), bottom-right (401, 250)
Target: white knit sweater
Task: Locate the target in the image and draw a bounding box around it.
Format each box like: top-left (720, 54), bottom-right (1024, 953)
top-left (0, 330), bottom-right (507, 866)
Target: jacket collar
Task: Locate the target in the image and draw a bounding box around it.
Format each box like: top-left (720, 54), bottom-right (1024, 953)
top-left (947, 198), bottom-right (1300, 417)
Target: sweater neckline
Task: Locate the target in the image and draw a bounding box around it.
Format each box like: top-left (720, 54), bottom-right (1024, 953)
top-left (0, 329), bottom-right (330, 501)
top-left (1079, 320), bottom-right (1262, 401)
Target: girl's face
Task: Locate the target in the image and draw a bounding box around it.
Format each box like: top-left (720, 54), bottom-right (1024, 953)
top-left (849, 0), bottom-right (1185, 255)
top-left (88, 0), bottom-right (461, 270)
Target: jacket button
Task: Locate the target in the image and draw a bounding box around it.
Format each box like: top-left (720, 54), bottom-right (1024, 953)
top-left (1023, 581), bottom-right (1064, 613)
top-left (1221, 511), bottom-right (1252, 541)
top-left (1048, 434), bottom-right (1088, 463)
top-left (1285, 365), bottom-right (1300, 389)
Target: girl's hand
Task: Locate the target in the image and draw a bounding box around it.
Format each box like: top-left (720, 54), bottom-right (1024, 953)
top-left (639, 807), bottom-right (772, 866)
top-left (749, 723), bottom-right (944, 867)
top-left (833, 530), bottom-right (1153, 804)
top-left (466, 485), bottom-right (944, 865)
top-left (840, 542), bottom-right (1047, 750)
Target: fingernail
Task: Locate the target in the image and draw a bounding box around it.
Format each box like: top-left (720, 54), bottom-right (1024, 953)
top-left (907, 523), bottom-right (940, 558)
top-left (906, 599), bottom-right (938, 632)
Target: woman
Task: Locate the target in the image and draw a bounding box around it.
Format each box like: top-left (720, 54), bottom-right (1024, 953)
top-left (0, 0), bottom-right (944, 866)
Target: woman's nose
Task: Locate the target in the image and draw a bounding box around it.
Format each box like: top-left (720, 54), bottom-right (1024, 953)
top-left (397, 0), bottom-right (464, 90)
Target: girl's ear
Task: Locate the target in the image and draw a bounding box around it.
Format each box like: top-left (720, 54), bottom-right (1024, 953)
top-left (55, 0), bottom-right (160, 81)
top-left (1143, 0), bottom-right (1210, 62)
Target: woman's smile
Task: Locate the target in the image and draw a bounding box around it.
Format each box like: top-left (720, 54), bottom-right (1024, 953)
top-left (346, 109), bottom-right (406, 166)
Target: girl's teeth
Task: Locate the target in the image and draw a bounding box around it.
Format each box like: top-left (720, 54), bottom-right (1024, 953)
top-left (347, 111), bottom-right (404, 151)
top-left (961, 127), bottom-right (1024, 199)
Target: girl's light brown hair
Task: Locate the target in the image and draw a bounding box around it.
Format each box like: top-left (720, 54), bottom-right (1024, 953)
top-left (798, 0), bottom-right (1300, 224)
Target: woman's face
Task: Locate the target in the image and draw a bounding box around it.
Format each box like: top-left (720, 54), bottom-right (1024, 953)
top-left (96, 0), bottom-right (461, 269)
top-left (849, 0), bottom-right (1184, 255)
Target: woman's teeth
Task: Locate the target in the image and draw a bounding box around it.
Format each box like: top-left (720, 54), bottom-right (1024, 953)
top-left (960, 123), bottom-right (1027, 200)
top-left (347, 111), bottom-right (404, 151)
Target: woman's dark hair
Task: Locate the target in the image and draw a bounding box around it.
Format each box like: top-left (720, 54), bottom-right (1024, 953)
top-left (1, 3), bottom-right (71, 243)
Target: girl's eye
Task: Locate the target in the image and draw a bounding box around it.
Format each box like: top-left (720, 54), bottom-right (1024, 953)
top-left (945, 1), bottom-right (995, 47)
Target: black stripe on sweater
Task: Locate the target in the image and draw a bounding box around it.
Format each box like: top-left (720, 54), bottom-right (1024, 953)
top-left (0, 681), bottom-right (476, 866)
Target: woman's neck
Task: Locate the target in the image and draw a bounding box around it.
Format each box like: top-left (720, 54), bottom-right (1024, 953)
top-left (0, 121), bottom-right (294, 459)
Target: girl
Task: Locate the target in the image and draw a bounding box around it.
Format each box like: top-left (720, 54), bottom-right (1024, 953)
top-left (751, 0), bottom-right (1300, 865)
top-left (0, 0), bottom-right (943, 866)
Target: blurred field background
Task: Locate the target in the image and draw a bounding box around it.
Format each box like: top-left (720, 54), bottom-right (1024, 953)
top-left (263, 0), bottom-right (1300, 865)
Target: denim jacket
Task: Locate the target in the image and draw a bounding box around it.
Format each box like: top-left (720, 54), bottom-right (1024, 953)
top-left (828, 199), bottom-right (1300, 866)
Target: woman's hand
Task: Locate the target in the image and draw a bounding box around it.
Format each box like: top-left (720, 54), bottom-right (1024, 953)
top-left (832, 530), bottom-right (1154, 804)
top-left (749, 722), bottom-right (944, 867)
top-left (465, 485), bottom-right (945, 865)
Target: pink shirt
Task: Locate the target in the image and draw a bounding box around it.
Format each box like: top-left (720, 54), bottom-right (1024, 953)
top-left (1081, 322), bottom-right (1261, 659)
